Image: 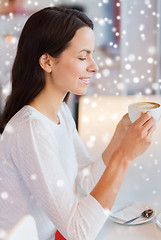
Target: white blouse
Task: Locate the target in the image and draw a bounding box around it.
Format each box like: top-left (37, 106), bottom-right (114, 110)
top-left (0, 103), bottom-right (107, 240)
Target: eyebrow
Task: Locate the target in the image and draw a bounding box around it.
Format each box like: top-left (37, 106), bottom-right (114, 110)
top-left (79, 49), bottom-right (95, 54)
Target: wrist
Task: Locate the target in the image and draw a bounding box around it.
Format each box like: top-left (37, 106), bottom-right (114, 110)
top-left (102, 134), bottom-right (120, 166)
top-left (102, 145), bottom-right (113, 166)
top-left (111, 146), bottom-right (134, 168)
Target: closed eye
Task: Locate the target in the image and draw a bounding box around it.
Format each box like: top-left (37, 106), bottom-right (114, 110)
top-left (79, 58), bottom-right (86, 61)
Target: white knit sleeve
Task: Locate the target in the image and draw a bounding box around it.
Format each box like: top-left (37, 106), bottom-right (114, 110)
top-left (12, 119), bottom-right (107, 240)
top-left (74, 128), bottom-right (106, 194)
top-left (63, 103), bottom-right (106, 194)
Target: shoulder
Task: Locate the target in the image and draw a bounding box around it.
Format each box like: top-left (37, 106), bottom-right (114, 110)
top-left (3, 106), bottom-right (50, 137)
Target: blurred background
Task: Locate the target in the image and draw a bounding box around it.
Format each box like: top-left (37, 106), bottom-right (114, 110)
top-left (0, 0), bottom-right (161, 109)
top-left (0, 0), bottom-right (161, 124)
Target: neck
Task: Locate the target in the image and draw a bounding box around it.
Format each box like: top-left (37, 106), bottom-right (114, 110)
top-left (29, 76), bottom-right (67, 124)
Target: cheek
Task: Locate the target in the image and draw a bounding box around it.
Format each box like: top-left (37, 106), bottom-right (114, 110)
top-left (63, 61), bottom-right (84, 77)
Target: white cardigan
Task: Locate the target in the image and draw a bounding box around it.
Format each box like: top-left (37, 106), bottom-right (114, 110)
top-left (0, 103), bottom-right (107, 240)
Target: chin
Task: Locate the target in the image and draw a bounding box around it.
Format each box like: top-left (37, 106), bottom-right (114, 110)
top-left (77, 91), bottom-right (87, 96)
top-left (78, 87), bottom-right (88, 96)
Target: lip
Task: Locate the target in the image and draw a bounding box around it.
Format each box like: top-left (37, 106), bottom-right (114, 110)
top-left (79, 77), bottom-right (91, 85)
top-left (79, 77), bottom-right (91, 80)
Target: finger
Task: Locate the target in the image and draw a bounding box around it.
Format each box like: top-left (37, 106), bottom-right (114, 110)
top-left (123, 113), bottom-right (129, 118)
top-left (147, 124), bottom-right (157, 139)
top-left (134, 112), bottom-right (151, 126)
top-left (123, 113), bottom-right (131, 125)
top-left (142, 116), bottom-right (156, 132)
top-left (122, 113), bottom-right (129, 120)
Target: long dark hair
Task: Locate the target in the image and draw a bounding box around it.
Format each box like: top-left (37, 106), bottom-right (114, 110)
top-left (0, 7), bottom-right (93, 133)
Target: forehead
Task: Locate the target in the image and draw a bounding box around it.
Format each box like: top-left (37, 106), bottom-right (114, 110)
top-left (66, 27), bottom-right (95, 53)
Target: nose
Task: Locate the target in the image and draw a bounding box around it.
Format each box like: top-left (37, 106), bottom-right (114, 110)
top-left (87, 58), bottom-right (99, 73)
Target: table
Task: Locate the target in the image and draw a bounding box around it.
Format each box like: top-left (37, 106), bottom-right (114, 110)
top-left (96, 215), bottom-right (161, 240)
top-left (96, 185), bottom-right (161, 240)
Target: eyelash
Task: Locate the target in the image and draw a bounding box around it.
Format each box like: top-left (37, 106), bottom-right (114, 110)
top-left (79, 58), bottom-right (86, 61)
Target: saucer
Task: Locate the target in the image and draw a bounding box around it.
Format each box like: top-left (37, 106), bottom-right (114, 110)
top-left (109, 202), bottom-right (156, 225)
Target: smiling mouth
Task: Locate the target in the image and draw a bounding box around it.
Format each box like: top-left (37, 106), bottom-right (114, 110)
top-left (79, 77), bottom-right (91, 85)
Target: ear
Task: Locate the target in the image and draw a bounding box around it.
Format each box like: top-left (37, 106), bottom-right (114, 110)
top-left (39, 53), bottom-right (53, 73)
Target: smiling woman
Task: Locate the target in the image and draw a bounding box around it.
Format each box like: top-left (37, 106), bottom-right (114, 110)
top-left (43, 27), bottom-right (98, 96)
top-left (0, 6), bottom-right (156, 240)
top-left (28, 26), bottom-right (98, 123)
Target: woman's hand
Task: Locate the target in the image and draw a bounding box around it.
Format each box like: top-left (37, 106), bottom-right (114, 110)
top-left (102, 113), bottom-right (132, 165)
top-left (92, 112), bottom-right (156, 210)
top-left (102, 112), bottom-right (156, 166)
top-left (113, 113), bottom-right (132, 143)
top-left (118, 112), bottom-right (156, 161)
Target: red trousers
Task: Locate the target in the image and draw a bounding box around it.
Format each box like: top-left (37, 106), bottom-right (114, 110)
top-left (55, 230), bottom-right (66, 240)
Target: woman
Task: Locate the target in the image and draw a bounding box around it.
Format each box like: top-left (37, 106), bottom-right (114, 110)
top-left (0, 7), bottom-right (156, 240)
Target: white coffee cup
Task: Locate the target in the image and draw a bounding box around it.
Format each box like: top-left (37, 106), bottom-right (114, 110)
top-left (128, 101), bottom-right (161, 123)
